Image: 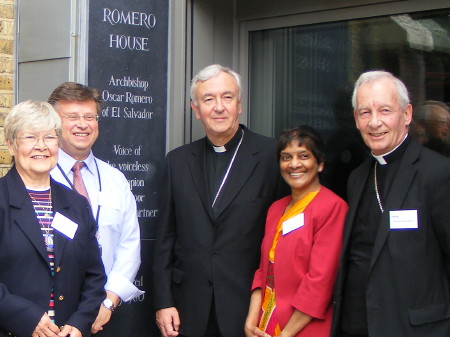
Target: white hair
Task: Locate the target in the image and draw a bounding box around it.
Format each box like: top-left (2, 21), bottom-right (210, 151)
top-left (190, 64), bottom-right (242, 105)
top-left (352, 70), bottom-right (410, 110)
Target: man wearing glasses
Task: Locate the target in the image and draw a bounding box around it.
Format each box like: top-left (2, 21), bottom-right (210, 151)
top-left (48, 82), bottom-right (143, 334)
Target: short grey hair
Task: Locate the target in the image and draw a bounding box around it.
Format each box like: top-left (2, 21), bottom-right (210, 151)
top-left (352, 70), bottom-right (410, 110)
top-left (415, 100), bottom-right (449, 121)
top-left (190, 64), bottom-right (242, 106)
top-left (5, 100), bottom-right (61, 147)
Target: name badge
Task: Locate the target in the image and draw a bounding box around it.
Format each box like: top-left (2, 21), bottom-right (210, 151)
top-left (98, 191), bottom-right (120, 210)
top-left (52, 212), bottom-right (79, 239)
top-left (389, 210), bottom-right (418, 230)
top-left (283, 213), bottom-right (304, 235)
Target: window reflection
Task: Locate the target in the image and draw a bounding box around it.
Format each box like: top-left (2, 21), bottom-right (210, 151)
top-left (249, 9), bottom-right (450, 199)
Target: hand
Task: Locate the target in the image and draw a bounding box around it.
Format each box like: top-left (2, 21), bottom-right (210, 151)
top-left (91, 291), bottom-right (120, 334)
top-left (58, 325), bottom-right (82, 337)
top-left (32, 313), bottom-right (60, 337)
top-left (244, 320), bottom-right (257, 337)
top-left (91, 305), bottom-right (112, 334)
top-left (255, 329), bottom-right (271, 337)
top-left (155, 307), bottom-right (180, 337)
top-left (245, 289), bottom-right (268, 337)
top-left (244, 325), bottom-right (271, 337)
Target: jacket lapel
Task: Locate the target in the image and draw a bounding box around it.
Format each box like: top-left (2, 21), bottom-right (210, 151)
top-left (187, 129), bottom-right (260, 221)
top-left (342, 159), bottom-right (372, 252)
top-left (51, 180), bottom-right (71, 269)
top-left (214, 129), bottom-right (259, 218)
top-left (7, 167), bottom-right (49, 264)
top-left (369, 140), bottom-right (420, 271)
top-left (188, 139), bottom-right (214, 220)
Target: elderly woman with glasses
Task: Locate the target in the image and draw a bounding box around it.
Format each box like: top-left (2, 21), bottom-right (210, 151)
top-left (0, 100), bottom-right (105, 337)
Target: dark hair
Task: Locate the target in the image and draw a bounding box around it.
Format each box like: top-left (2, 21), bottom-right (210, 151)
top-left (48, 82), bottom-right (102, 114)
top-left (277, 125), bottom-right (325, 164)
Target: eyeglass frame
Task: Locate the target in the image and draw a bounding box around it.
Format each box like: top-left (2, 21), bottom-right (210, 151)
top-left (15, 134), bottom-right (60, 147)
top-left (62, 114), bottom-right (100, 122)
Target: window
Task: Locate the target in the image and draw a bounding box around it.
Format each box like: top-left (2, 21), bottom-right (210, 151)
top-left (249, 9), bottom-right (450, 198)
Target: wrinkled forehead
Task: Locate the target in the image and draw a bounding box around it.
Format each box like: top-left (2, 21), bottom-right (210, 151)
top-left (356, 79), bottom-right (400, 107)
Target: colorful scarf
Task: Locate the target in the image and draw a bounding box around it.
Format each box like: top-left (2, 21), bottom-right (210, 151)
top-left (258, 191), bottom-right (319, 336)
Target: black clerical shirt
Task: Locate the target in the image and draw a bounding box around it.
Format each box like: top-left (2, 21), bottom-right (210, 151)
top-left (341, 136), bottom-right (411, 335)
top-left (205, 127), bottom-right (243, 219)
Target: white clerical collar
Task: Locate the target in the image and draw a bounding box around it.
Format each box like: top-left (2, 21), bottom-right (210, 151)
top-left (208, 127), bottom-right (244, 153)
top-left (213, 145), bottom-right (226, 153)
top-left (372, 134), bottom-right (408, 165)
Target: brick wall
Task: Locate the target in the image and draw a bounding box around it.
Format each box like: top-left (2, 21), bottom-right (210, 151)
top-left (0, 0), bottom-right (13, 175)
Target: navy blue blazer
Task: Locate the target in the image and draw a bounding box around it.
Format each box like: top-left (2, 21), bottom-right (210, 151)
top-left (331, 138), bottom-right (450, 337)
top-left (0, 166), bottom-right (106, 337)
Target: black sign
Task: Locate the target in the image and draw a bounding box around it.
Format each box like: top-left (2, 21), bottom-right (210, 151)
top-left (88, 0), bottom-right (168, 336)
top-left (88, 0), bottom-right (167, 238)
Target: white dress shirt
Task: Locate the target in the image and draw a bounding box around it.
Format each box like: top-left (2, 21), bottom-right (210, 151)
top-left (51, 149), bottom-right (144, 302)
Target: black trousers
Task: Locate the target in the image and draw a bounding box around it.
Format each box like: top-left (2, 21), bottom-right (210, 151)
top-left (180, 297), bottom-right (223, 337)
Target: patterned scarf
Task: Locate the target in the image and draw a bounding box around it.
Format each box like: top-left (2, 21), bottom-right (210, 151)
top-left (258, 191), bottom-right (319, 335)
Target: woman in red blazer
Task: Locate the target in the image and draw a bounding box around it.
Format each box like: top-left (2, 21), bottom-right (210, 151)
top-left (245, 126), bottom-right (348, 337)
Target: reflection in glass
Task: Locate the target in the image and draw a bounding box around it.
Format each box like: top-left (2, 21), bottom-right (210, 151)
top-left (249, 9), bottom-right (450, 199)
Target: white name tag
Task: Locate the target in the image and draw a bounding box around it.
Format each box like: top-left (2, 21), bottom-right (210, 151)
top-left (51, 212), bottom-right (79, 239)
top-left (389, 210), bottom-right (418, 229)
top-left (283, 213), bottom-right (304, 235)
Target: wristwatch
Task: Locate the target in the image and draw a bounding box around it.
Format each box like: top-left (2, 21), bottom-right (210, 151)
top-left (102, 298), bottom-right (115, 312)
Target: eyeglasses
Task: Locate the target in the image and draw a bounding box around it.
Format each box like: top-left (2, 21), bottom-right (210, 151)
top-left (16, 135), bottom-right (59, 147)
top-left (63, 114), bottom-right (100, 122)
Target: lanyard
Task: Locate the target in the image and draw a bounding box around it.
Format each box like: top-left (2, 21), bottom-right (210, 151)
top-left (211, 129), bottom-right (244, 208)
top-left (56, 158), bottom-right (102, 223)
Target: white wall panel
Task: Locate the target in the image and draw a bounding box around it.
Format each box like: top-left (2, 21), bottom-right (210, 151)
top-left (18, 0), bottom-right (72, 62)
top-left (18, 58), bottom-right (71, 102)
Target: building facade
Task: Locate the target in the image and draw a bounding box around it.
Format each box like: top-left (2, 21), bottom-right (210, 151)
top-left (0, 0), bottom-right (13, 174)
top-left (7, 0), bottom-right (448, 193)
top-left (1, 1), bottom-right (449, 336)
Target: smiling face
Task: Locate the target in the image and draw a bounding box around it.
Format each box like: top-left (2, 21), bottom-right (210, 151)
top-left (55, 100), bottom-right (99, 160)
top-left (280, 142), bottom-right (323, 201)
top-left (354, 77), bottom-right (412, 156)
top-left (8, 129), bottom-right (59, 187)
top-left (191, 71), bottom-right (242, 146)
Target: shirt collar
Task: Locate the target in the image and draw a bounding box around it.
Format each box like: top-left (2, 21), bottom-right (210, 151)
top-left (58, 148), bottom-right (95, 175)
top-left (206, 126), bottom-right (243, 153)
top-left (372, 134), bottom-right (410, 165)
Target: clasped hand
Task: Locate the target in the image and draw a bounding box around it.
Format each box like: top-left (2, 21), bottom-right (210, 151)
top-left (32, 313), bottom-right (82, 337)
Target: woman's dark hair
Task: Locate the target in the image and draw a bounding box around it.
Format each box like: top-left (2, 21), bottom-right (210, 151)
top-left (277, 125), bottom-right (325, 164)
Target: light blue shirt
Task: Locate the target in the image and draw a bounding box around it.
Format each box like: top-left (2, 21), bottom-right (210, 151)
top-left (51, 149), bottom-right (144, 301)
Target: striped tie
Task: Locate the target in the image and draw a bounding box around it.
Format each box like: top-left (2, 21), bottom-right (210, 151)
top-left (72, 161), bottom-right (90, 204)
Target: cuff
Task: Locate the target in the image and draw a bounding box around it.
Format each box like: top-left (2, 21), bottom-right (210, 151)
top-left (105, 270), bottom-right (145, 302)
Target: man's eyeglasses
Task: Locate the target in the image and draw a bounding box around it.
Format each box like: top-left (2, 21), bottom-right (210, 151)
top-left (16, 135), bottom-right (59, 147)
top-left (63, 114), bottom-right (100, 122)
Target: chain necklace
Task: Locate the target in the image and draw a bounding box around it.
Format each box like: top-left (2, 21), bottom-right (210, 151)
top-left (373, 162), bottom-right (384, 213)
top-left (28, 189), bottom-right (54, 249)
top-left (211, 129), bottom-right (244, 208)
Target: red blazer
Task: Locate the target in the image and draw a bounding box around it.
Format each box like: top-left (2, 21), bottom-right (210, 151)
top-left (252, 186), bottom-right (347, 337)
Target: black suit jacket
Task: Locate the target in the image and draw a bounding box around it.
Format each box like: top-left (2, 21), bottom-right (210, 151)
top-left (331, 138), bottom-right (450, 337)
top-left (152, 126), bottom-right (287, 337)
top-left (0, 166), bottom-right (106, 337)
